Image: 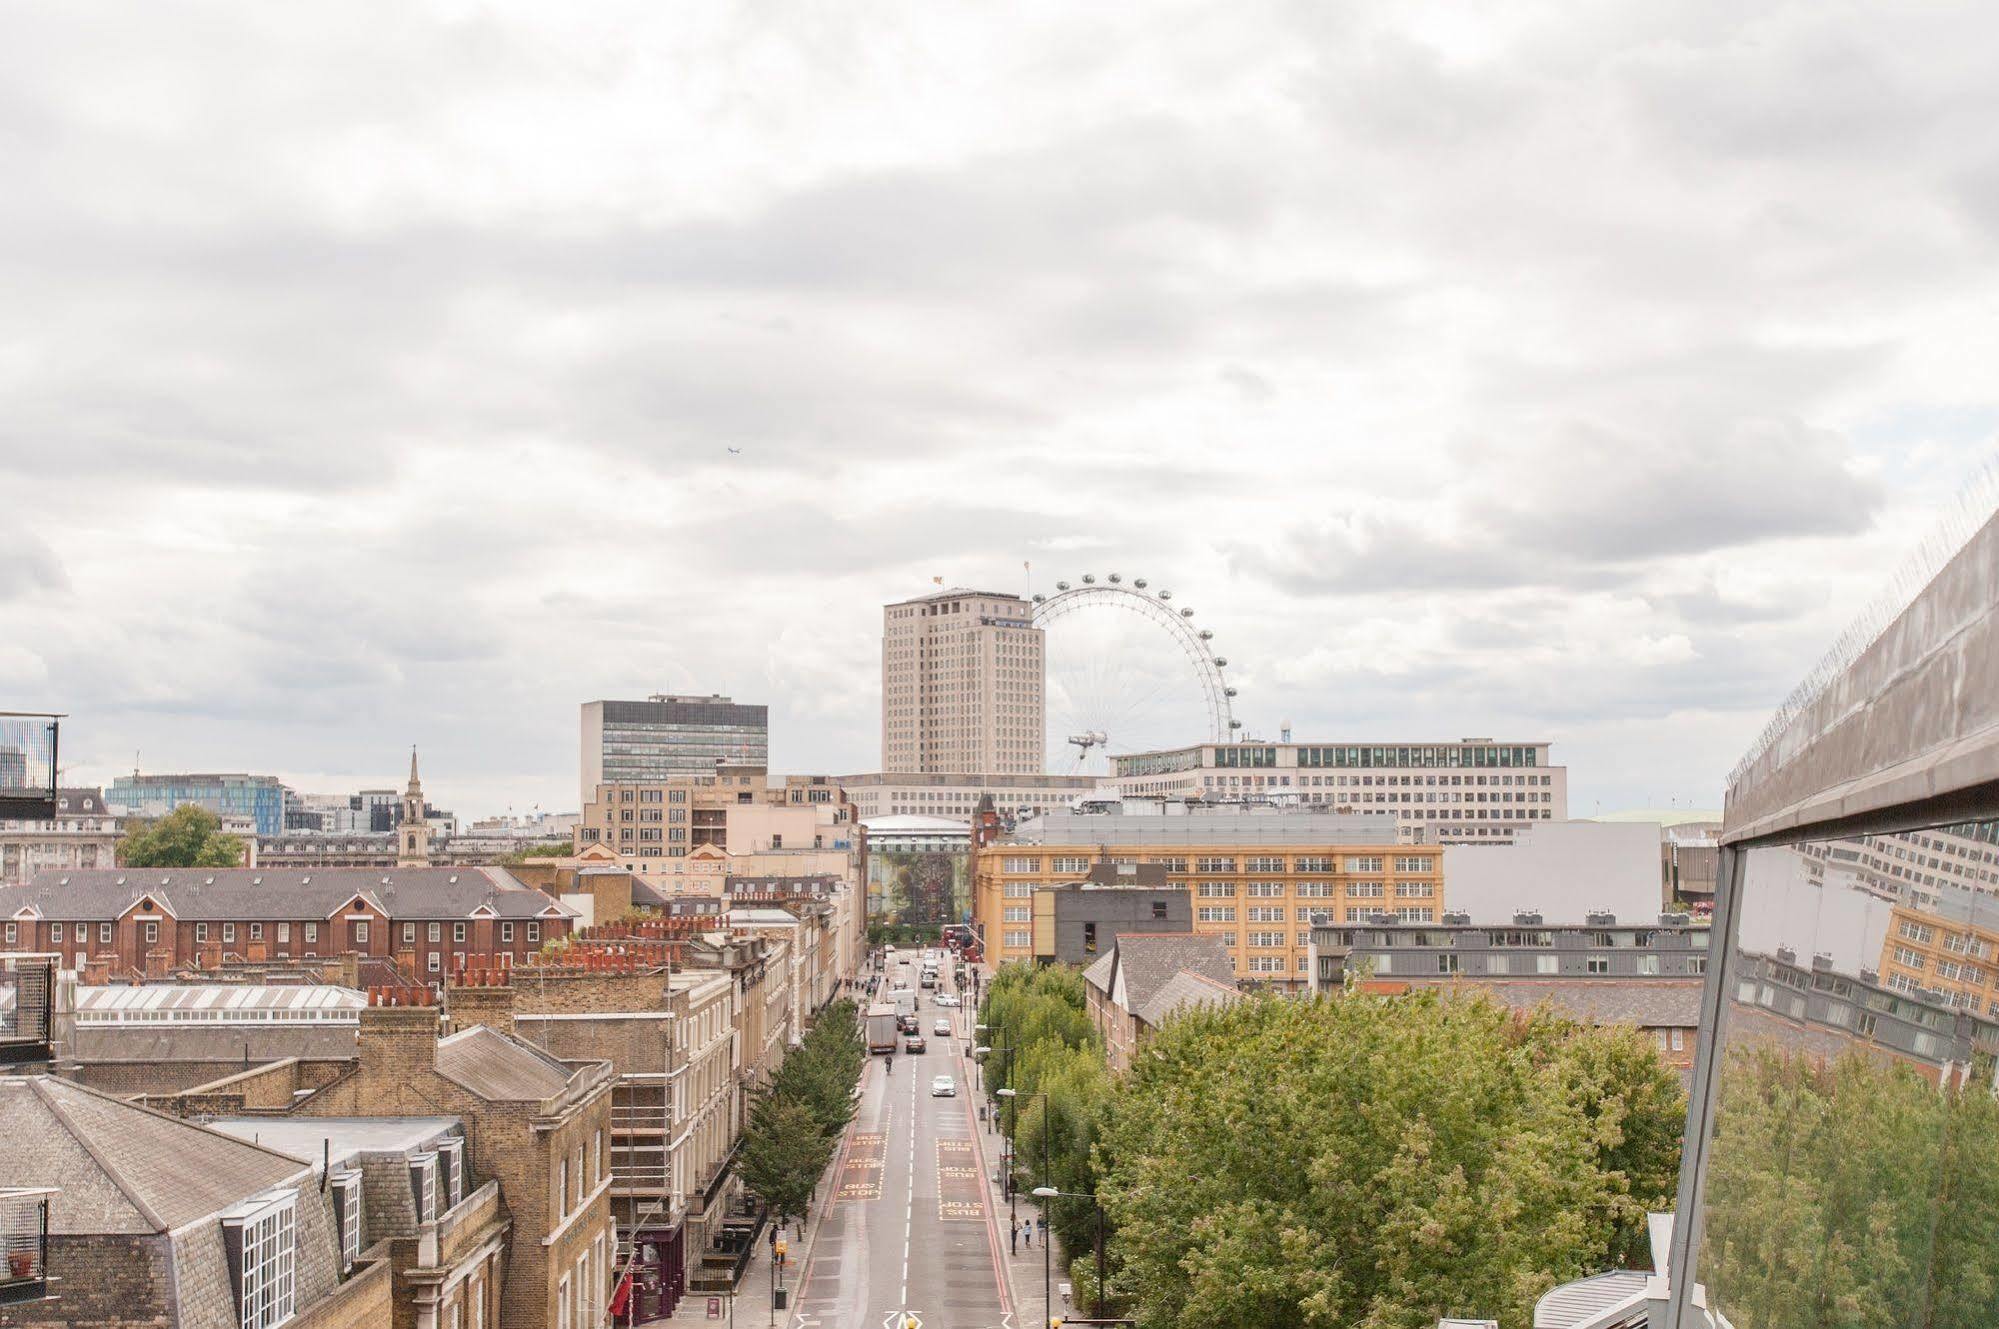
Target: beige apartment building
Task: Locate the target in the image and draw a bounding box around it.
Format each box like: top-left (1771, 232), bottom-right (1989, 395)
top-left (882, 588), bottom-right (1044, 775)
top-left (974, 809), bottom-right (1440, 986)
top-left (1099, 739), bottom-right (1567, 844)
top-left (576, 769), bottom-right (851, 861)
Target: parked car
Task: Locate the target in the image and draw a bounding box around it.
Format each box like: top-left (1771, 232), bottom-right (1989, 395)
top-left (904, 1035), bottom-right (926, 1054)
top-left (932, 1018), bottom-right (952, 1037)
top-left (934, 993), bottom-right (960, 1007)
top-left (931, 1075), bottom-right (956, 1097)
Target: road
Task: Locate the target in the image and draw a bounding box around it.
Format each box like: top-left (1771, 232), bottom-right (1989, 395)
top-left (789, 958), bottom-right (1012, 1329)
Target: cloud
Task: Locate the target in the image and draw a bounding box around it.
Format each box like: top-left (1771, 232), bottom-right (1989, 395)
top-left (0, 0), bottom-right (1994, 818)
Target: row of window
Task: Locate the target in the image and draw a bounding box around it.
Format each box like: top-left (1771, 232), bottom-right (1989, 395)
top-left (1000, 854), bottom-right (1438, 874)
top-left (11, 919), bottom-right (542, 947)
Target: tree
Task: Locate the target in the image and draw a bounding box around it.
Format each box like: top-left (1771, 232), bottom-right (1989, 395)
top-left (118, 805), bottom-right (244, 868)
top-left (502, 841), bottom-right (573, 864)
top-left (739, 1096), bottom-right (833, 1227)
top-left (1092, 990), bottom-right (1686, 1329)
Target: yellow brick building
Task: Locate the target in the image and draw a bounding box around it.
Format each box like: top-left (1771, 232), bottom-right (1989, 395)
top-left (973, 811), bottom-right (1440, 986)
top-left (1879, 896), bottom-right (1999, 1018)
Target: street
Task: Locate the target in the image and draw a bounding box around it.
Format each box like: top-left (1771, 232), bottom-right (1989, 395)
top-left (788, 960), bottom-right (1013, 1329)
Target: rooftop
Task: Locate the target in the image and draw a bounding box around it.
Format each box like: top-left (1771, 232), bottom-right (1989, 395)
top-left (206, 1116), bottom-right (460, 1170)
top-left (0, 1075), bottom-right (309, 1233)
top-left (0, 865), bottom-right (574, 921)
top-left (76, 983), bottom-right (365, 1019)
top-left (1008, 809), bottom-right (1400, 846)
top-left (435, 1025), bottom-right (578, 1101)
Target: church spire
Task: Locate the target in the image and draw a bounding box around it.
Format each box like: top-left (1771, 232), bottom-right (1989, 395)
top-left (397, 746), bottom-right (432, 868)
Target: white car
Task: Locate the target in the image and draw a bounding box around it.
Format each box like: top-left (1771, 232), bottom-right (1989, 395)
top-left (934, 993), bottom-right (960, 1007)
top-left (930, 1075), bottom-right (956, 1097)
top-left (933, 1018), bottom-right (952, 1037)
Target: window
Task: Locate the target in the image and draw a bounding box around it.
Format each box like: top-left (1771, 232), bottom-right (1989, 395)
top-left (99, 922), bottom-right (111, 943)
top-left (1002, 856), bottom-right (1039, 873)
top-left (1536, 955), bottom-right (1559, 975)
top-left (1197, 907), bottom-right (1237, 923)
top-left (1196, 882), bottom-right (1237, 898)
top-left (1393, 882), bottom-right (1433, 898)
top-left (454, 922), bottom-right (466, 943)
top-left (1294, 881), bottom-right (1333, 897)
top-left (557, 1156), bottom-right (569, 1216)
top-left (249, 923), bottom-right (263, 940)
top-left (527, 923), bottom-right (540, 942)
top-left (1004, 930), bottom-right (1030, 948)
top-left (1345, 856), bottom-right (1384, 873)
top-left (1349, 881), bottom-right (1385, 898)
top-left (410, 1154), bottom-right (439, 1222)
top-left (1195, 857), bottom-right (1237, 873)
top-left (1003, 906), bottom-right (1029, 923)
top-left (428, 922), bottom-right (441, 943)
top-left (1898, 919), bottom-right (1936, 944)
top-left (1246, 856), bottom-right (1286, 873)
top-left (1246, 881), bottom-right (1285, 897)
top-left (502, 922), bottom-right (514, 943)
top-left (1393, 856), bottom-right (1433, 873)
top-left (438, 1138), bottom-right (466, 1207)
top-left (226, 1192), bottom-right (297, 1329)
top-left (3, 923), bottom-right (12, 945)
top-left (305, 923), bottom-right (317, 942)
top-left (1050, 856), bottom-right (1090, 874)
top-left (428, 952), bottom-right (441, 972)
top-left (1248, 931), bottom-right (1285, 947)
top-left (1586, 956), bottom-right (1610, 975)
top-left (1893, 946), bottom-right (1927, 970)
top-left (277, 923), bottom-right (290, 943)
top-left (145, 921), bottom-right (158, 943)
top-left (1248, 907), bottom-right (1284, 922)
top-left (355, 921), bottom-right (370, 944)
top-left (1439, 954), bottom-right (1460, 974)
top-left (331, 1172), bottom-right (363, 1272)
top-left (49, 923), bottom-right (61, 943)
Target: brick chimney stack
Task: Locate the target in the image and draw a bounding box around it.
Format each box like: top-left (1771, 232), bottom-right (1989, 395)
top-left (445, 967), bottom-right (516, 1039)
top-left (358, 986), bottom-right (442, 1084)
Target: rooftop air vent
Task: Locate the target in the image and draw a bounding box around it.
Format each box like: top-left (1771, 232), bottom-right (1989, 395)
top-left (1585, 911), bottom-right (1617, 927)
top-left (1512, 911), bottom-right (1543, 926)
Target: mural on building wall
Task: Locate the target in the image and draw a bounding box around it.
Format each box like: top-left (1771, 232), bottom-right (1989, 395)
top-left (867, 850), bottom-right (970, 926)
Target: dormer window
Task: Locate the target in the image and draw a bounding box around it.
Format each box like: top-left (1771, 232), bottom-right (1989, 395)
top-left (329, 1172), bottom-right (362, 1274)
top-left (436, 1138), bottom-right (466, 1209)
top-left (409, 1153), bottom-right (439, 1223)
top-left (222, 1189), bottom-right (297, 1329)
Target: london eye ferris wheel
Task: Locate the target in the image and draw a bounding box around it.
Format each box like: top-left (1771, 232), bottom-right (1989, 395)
top-left (1032, 573), bottom-right (1239, 774)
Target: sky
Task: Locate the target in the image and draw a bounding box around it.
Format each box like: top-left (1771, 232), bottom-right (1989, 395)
top-left (3, 1), bottom-right (1997, 821)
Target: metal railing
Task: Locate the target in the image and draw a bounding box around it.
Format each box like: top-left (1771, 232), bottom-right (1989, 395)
top-left (0, 1189), bottom-right (52, 1305)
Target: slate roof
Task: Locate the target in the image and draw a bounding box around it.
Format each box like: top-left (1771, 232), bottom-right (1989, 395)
top-left (1110, 933), bottom-right (1240, 1013)
top-left (1080, 949), bottom-right (1117, 994)
top-left (1135, 968), bottom-right (1245, 1029)
top-left (435, 1025), bottom-right (575, 1101)
top-left (1449, 980), bottom-right (1703, 1029)
top-left (0, 1076), bottom-right (309, 1233)
top-left (0, 866), bottom-right (574, 922)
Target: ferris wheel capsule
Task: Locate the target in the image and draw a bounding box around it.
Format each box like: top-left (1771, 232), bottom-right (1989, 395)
top-left (1107, 572), bottom-right (1122, 583)
top-left (1032, 594), bottom-right (1046, 603)
top-left (1056, 581), bottom-right (1070, 591)
top-left (1157, 589), bottom-right (1171, 599)
top-left (1229, 718), bottom-right (1243, 729)
top-left (1198, 629), bottom-right (1213, 640)
top-left (1133, 578), bottom-right (1148, 589)
top-left (1213, 656), bottom-right (1228, 667)
top-left (1225, 687), bottom-right (1238, 697)
top-left (1082, 574), bottom-right (1096, 584)
top-left (1180, 608), bottom-right (1194, 618)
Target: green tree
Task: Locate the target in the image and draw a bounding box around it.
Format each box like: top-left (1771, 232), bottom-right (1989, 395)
top-left (1092, 990), bottom-right (1686, 1329)
top-left (739, 1096), bottom-right (833, 1227)
top-left (117, 805), bottom-right (244, 868)
top-left (501, 841), bottom-right (573, 863)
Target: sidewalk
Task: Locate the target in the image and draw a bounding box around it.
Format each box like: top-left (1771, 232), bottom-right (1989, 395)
top-left (976, 1098), bottom-right (1071, 1329)
top-left (645, 1116), bottom-right (853, 1326)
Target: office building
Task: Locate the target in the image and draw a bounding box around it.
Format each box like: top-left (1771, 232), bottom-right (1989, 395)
top-left (881, 588), bottom-right (1043, 775)
top-left (836, 770), bottom-right (1094, 820)
top-left (1876, 884), bottom-right (1999, 1016)
top-left (1099, 739), bottom-right (1567, 843)
top-left (0, 786), bottom-right (120, 885)
top-left (109, 771), bottom-right (290, 837)
top-left (1798, 820), bottom-right (1999, 909)
top-left (580, 696), bottom-right (769, 803)
top-left (974, 807), bottom-right (1429, 985)
top-left (1032, 871), bottom-right (1192, 966)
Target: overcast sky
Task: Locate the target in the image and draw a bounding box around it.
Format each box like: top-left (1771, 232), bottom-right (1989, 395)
top-left (4, 2), bottom-right (1996, 821)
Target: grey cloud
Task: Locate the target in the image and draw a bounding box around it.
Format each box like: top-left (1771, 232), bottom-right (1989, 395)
top-left (0, 534), bottom-right (68, 600)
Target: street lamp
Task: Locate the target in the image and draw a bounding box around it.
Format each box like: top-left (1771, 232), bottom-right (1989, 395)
top-left (1032, 1187), bottom-right (1107, 1322)
top-left (998, 1091), bottom-right (1052, 1328)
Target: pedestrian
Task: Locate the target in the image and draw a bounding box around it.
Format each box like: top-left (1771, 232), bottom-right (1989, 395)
top-left (1037, 1215), bottom-right (1047, 1242)
top-left (1010, 1215), bottom-right (1018, 1255)
top-left (1022, 1218), bottom-right (1032, 1249)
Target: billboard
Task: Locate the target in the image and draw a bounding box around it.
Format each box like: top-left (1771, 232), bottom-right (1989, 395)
top-left (867, 848), bottom-right (970, 927)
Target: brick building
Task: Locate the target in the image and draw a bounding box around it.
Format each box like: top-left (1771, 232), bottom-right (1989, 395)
top-left (1078, 932), bottom-right (1242, 1073)
top-left (271, 989), bottom-right (617, 1329)
top-left (0, 867), bottom-right (578, 980)
top-left (0, 1075), bottom-right (392, 1328)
